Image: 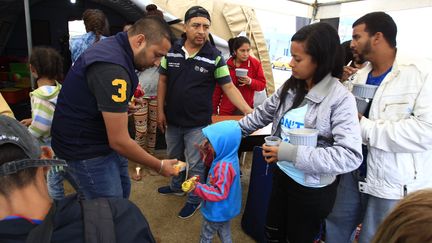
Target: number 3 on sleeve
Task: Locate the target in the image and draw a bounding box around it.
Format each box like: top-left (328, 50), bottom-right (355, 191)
top-left (111, 79), bottom-right (127, 102)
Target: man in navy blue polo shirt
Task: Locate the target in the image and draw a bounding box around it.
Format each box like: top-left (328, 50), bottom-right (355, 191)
top-left (157, 6), bottom-right (253, 219)
top-left (51, 17), bottom-right (179, 200)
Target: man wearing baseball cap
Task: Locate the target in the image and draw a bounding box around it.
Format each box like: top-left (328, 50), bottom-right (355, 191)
top-left (157, 5), bottom-right (253, 219)
top-left (0, 115), bottom-right (155, 242)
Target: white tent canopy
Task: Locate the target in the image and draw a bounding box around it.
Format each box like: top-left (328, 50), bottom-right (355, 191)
top-left (221, 0), bottom-right (432, 19)
top-left (131, 0), bottom-right (432, 93)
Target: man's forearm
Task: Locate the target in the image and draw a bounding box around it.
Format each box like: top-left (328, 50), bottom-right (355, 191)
top-left (157, 75), bottom-right (167, 113)
top-left (110, 135), bottom-right (161, 171)
top-left (222, 82), bottom-right (253, 114)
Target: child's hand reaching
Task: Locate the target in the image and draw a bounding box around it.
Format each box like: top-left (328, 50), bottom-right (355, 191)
top-left (182, 175), bottom-right (200, 193)
top-left (20, 118), bottom-right (32, 127)
top-left (188, 181), bottom-right (197, 192)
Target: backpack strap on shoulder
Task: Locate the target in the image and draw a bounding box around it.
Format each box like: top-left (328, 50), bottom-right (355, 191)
top-left (81, 198), bottom-right (116, 243)
top-left (25, 202), bottom-right (56, 243)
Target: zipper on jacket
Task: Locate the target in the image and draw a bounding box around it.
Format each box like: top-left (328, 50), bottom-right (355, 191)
top-left (403, 185), bottom-right (407, 197)
top-left (413, 159), bottom-right (417, 179)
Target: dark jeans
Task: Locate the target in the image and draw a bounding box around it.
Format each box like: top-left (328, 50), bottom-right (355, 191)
top-left (64, 151), bottom-right (130, 199)
top-left (265, 168), bottom-right (338, 243)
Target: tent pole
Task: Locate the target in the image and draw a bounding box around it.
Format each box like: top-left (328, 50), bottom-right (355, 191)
top-left (24, 0), bottom-right (34, 90)
top-left (310, 0), bottom-right (318, 23)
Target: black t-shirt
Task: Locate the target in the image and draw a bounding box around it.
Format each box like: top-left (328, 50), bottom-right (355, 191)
top-left (86, 62), bottom-right (132, 113)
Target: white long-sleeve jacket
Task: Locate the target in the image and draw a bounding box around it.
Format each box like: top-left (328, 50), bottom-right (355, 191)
top-left (353, 56), bottom-right (432, 199)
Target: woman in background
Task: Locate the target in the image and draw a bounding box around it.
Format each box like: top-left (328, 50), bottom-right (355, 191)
top-left (213, 36), bottom-right (266, 115)
top-left (69, 9), bottom-right (109, 63)
top-left (134, 4), bottom-right (165, 154)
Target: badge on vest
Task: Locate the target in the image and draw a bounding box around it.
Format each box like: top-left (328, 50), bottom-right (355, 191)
top-left (194, 65), bottom-right (208, 74)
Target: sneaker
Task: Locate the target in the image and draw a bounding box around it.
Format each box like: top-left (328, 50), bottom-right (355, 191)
top-left (178, 202), bottom-right (201, 219)
top-left (157, 186), bottom-right (185, 196)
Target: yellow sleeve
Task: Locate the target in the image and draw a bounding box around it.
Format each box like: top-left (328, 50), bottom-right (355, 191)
top-left (0, 93), bottom-right (15, 118)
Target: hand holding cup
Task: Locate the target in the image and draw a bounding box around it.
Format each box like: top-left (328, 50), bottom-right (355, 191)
top-left (263, 136), bottom-right (281, 164)
top-left (235, 68), bottom-right (249, 86)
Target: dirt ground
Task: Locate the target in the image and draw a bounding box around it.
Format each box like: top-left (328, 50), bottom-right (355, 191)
top-left (66, 150), bottom-right (257, 243)
top-left (128, 150), bottom-right (256, 243)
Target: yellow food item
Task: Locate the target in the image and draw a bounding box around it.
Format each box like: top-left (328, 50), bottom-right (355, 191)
top-left (173, 161), bottom-right (187, 173)
top-left (182, 176), bottom-right (199, 192)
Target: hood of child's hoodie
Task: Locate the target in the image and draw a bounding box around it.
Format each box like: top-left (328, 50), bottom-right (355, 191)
top-left (202, 120), bottom-right (242, 164)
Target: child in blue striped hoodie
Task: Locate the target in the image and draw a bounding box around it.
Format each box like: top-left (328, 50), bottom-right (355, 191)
top-left (187, 120), bottom-right (242, 243)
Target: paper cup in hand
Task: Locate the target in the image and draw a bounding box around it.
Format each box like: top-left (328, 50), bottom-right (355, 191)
top-left (264, 136), bottom-right (281, 147)
top-left (352, 84), bottom-right (378, 99)
top-left (235, 68), bottom-right (248, 77)
top-left (355, 96), bottom-right (372, 114)
top-left (288, 128), bottom-right (319, 147)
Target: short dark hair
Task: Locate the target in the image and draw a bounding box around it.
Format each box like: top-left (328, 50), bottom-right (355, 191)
top-left (184, 6), bottom-right (211, 23)
top-left (353, 11), bottom-right (397, 48)
top-left (29, 46), bottom-right (64, 81)
top-left (278, 22), bottom-right (343, 110)
top-left (0, 144), bottom-right (38, 196)
top-left (128, 16), bottom-right (174, 45)
top-left (228, 36), bottom-right (251, 57)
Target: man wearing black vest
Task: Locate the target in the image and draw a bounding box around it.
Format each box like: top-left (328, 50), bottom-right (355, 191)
top-left (157, 6), bottom-right (253, 219)
top-left (51, 17), bottom-right (178, 200)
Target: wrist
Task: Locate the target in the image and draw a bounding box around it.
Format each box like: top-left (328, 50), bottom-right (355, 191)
top-left (158, 160), bottom-right (164, 174)
top-left (248, 77), bottom-right (252, 85)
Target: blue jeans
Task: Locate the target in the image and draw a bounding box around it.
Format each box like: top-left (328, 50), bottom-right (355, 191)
top-left (63, 151), bottom-right (130, 199)
top-left (200, 219), bottom-right (232, 243)
top-left (326, 172), bottom-right (399, 243)
top-left (165, 124), bottom-right (205, 204)
top-left (47, 167), bottom-right (65, 200)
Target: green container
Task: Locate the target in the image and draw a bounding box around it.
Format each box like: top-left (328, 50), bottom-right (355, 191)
top-left (9, 63), bottom-right (29, 72)
top-left (9, 63), bottom-right (30, 80)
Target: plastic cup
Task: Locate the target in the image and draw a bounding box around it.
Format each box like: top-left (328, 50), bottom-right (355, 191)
top-left (235, 68), bottom-right (248, 77)
top-left (263, 136), bottom-right (281, 174)
top-left (352, 84), bottom-right (378, 99)
top-left (264, 136), bottom-right (282, 146)
top-left (355, 96), bottom-right (371, 114)
top-left (288, 128), bottom-right (319, 147)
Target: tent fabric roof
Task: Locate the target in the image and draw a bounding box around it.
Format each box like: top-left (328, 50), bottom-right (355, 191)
top-left (149, 0), bottom-right (276, 94)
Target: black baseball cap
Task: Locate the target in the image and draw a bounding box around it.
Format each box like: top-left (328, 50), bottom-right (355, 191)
top-left (0, 115), bottom-right (66, 176)
top-left (184, 6), bottom-right (211, 23)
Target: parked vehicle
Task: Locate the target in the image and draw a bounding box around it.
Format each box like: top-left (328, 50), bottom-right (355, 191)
top-left (271, 56), bottom-right (291, 70)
